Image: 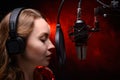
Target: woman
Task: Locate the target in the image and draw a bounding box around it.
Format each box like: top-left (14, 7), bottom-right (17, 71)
top-left (0, 8), bottom-right (55, 80)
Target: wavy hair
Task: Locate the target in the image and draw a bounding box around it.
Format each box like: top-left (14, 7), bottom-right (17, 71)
top-left (0, 8), bottom-right (42, 80)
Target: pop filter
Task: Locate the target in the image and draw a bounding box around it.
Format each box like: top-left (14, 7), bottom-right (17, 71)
top-left (55, 0), bottom-right (66, 66)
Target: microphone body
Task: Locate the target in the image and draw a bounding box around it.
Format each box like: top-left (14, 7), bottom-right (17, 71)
top-left (69, 19), bottom-right (88, 60)
top-left (74, 20), bottom-right (88, 60)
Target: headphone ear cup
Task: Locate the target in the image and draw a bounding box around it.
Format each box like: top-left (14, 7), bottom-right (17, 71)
top-left (17, 37), bottom-right (25, 53)
top-left (6, 37), bottom-right (25, 55)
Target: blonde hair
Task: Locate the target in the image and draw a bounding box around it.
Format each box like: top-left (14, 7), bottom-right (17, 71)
top-left (0, 8), bottom-right (43, 80)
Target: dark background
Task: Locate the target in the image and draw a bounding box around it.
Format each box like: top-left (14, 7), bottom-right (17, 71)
top-left (0, 0), bottom-right (120, 80)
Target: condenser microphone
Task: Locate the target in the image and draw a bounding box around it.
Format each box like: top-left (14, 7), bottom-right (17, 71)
top-left (74, 0), bottom-right (88, 60)
top-left (74, 20), bottom-right (88, 60)
top-left (68, 0), bottom-right (88, 60)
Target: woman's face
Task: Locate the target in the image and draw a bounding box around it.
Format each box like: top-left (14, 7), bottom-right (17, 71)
top-left (24, 18), bottom-right (55, 66)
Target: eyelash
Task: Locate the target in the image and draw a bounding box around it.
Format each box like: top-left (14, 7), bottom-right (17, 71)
top-left (40, 35), bottom-right (49, 43)
top-left (40, 39), bottom-right (46, 43)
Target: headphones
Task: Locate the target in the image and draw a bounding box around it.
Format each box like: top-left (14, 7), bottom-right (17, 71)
top-left (6, 8), bottom-right (25, 55)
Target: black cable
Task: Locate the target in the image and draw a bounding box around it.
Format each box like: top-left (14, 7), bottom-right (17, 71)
top-left (57, 0), bottom-right (64, 24)
top-left (97, 0), bottom-right (110, 8)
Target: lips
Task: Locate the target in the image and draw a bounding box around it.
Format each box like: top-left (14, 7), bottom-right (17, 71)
top-left (46, 54), bottom-right (52, 60)
top-left (46, 51), bottom-right (52, 60)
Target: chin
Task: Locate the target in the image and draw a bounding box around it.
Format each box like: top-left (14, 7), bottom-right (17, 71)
top-left (40, 61), bottom-right (50, 67)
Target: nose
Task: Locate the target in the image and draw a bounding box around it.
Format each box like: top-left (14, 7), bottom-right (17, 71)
top-left (47, 39), bottom-right (55, 50)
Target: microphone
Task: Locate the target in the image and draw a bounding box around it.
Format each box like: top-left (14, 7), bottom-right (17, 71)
top-left (74, 20), bottom-right (88, 60)
top-left (74, 0), bottom-right (89, 60)
top-left (68, 0), bottom-right (88, 60)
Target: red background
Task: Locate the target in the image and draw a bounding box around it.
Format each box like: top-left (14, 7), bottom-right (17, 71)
top-left (0, 0), bottom-right (120, 80)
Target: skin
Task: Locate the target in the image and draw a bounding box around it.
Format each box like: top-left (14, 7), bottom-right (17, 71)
top-left (17, 18), bottom-right (55, 80)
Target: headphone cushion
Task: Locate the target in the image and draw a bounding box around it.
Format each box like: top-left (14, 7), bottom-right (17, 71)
top-left (6, 37), bottom-right (25, 55)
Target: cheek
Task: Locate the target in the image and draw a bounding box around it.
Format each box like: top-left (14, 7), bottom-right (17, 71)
top-left (25, 39), bottom-right (47, 61)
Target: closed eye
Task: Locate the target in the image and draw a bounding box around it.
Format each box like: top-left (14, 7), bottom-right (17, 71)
top-left (39, 33), bottom-right (49, 43)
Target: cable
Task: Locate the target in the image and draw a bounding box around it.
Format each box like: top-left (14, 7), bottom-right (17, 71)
top-left (57, 0), bottom-right (64, 24)
top-left (97, 0), bottom-right (110, 8)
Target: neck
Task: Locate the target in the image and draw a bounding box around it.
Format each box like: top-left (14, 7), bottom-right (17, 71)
top-left (17, 55), bottom-right (36, 80)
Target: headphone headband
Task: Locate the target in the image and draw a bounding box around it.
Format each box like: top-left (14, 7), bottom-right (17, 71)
top-left (6, 7), bottom-right (26, 55)
top-left (9, 7), bottom-right (25, 38)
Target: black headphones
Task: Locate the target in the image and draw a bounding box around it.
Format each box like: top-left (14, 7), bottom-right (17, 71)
top-left (6, 8), bottom-right (25, 55)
